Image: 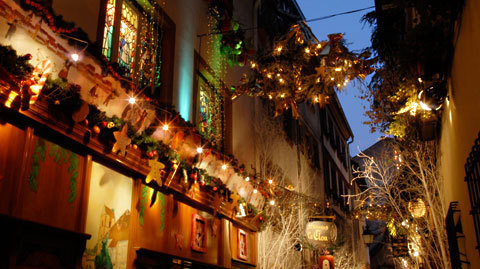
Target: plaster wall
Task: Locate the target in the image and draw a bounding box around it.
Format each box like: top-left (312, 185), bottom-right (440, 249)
top-left (440, 0), bottom-right (480, 267)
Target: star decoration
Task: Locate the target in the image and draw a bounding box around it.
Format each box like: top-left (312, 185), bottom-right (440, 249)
top-left (228, 193), bottom-right (241, 216)
top-left (146, 159), bottom-right (165, 185)
top-left (112, 125), bottom-right (131, 156)
top-left (212, 193), bottom-right (222, 217)
top-left (315, 66), bottom-right (326, 77)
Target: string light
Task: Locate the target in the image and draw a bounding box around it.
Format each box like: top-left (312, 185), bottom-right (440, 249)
top-left (268, 179), bottom-right (273, 184)
top-left (221, 163), bottom-right (227, 170)
top-left (71, 53), bottom-right (80, 62)
top-left (245, 177), bottom-right (250, 182)
top-left (270, 200), bottom-right (275, 206)
top-left (253, 189), bottom-right (258, 194)
top-left (196, 147), bottom-right (203, 154)
top-left (162, 124), bottom-right (169, 131)
top-left (128, 97), bottom-right (136, 104)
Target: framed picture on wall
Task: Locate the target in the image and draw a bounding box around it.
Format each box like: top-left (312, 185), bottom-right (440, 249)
top-left (237, 229), bottom-right (248, 260)
top-left (191, 214), bottom-right (207, 253)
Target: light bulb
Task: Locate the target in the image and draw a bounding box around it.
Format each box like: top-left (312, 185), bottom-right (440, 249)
top-left (71, 53), bottom-right (79, 62)
top-left (253, 189), bottom-right (258, 194)
top-left (268, 179), bottom-right (273, 184)
top-left (245, 177), bottom-right (250, 182)
top-left (221, 164), bottom-right (227, 170)
top-left (270, 200), bottom-right (275, 206)
top-left (196, 147), bottom-right (203, 154)
top-left (128, 97), bottom-right (136, 104)
top-left (162, 124), bottom-right (169, 131)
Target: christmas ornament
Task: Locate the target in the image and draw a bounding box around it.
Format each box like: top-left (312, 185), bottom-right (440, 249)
top-left (92, 125), bottom-right (100, 134)
top-left (145, 159), bottom-right (165, 185)
top-left (112, 125), bottom-right (131, 156)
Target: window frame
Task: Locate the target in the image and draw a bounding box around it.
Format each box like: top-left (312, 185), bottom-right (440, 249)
top-left (97, 0), bottom-right (176, 102)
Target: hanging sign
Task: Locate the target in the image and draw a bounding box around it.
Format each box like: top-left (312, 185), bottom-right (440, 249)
top-left (305, 221), bottom-right (337, 246)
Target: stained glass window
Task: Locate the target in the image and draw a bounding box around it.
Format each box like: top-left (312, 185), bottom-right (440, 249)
top-left (198, 74), bottom-right (223, 148)
top-left (118, 2), bottom-right (138, 78)
top-left (138, 19), bottom-right (159, 90)
top-left (102, 0), bottom-right (116, 60)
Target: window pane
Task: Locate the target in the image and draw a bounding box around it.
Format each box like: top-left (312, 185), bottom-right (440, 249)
top-left (118, 2), bottom-right (138, 78)
top-left (102, 0), bottom-right (116, 60)
top-left (138, 18), bottom-right (160, 90)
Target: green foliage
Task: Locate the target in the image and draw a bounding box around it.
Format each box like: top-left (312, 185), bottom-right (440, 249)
top-left (0, 44), bottom-right (33, 80)
top-left (140, 185), bottom-right (148, 226)
top-left (28, 139), bottom-right (46, 192)
top-left (159, 192), bottom-right (166, 231)
top-left (67, 151), bottom-right (79, 203)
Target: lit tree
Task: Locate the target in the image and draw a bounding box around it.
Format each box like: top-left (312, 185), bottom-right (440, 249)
top-left (351, 140), bottom-right (449, 269)
top-left (253, 103), bottom-right (319, 268)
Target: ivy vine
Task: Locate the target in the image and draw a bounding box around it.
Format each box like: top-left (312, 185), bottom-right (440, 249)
top-left (140, 185), bottom-right (148, 226)
top-left (27, 139), bottom-right (79, 202)
top-left (28, 139), bottom-right (46, 192)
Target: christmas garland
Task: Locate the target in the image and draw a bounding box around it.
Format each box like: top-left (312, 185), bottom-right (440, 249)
top-left (232, 24), bottom-right (375, 117)
top-left (0, 44), bottom-right (33, 81)
top-left (208, 0), bottom-right (252, 66)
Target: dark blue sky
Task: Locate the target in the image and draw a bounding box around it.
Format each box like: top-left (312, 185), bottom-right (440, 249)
top-left (297, 0), bottom-right (382, 155)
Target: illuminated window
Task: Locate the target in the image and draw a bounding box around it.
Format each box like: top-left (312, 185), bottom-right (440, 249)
top-left (101, 0), bottom-right (160, 85)
top-left (118, 2), bottom-right (138, 77)
top-left (102, 0), bottom-right (116, 60)
top-left (198, 74), bottom-right (223, 147)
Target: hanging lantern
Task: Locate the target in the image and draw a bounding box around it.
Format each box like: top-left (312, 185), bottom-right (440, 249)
top-left (408, 199), bottom-right (426, 218)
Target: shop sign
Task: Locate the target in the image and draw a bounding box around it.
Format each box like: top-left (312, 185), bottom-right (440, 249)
top-left (305, 221), bottom-right (337, 246)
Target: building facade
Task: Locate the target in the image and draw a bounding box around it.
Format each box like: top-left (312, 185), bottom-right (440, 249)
top-left (0, 0), bottom-right (364, 268)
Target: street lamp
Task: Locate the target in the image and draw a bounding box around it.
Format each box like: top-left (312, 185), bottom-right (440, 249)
top-left (362, 227), bottom-right (374, 245)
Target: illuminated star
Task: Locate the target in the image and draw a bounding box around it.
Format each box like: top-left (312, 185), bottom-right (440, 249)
top-left (112, 125), bottom-right (131, 156)
top-left (146, 159), bottom-right (165, 185)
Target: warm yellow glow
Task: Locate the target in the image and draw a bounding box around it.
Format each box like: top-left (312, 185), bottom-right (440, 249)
top-left (4, 91), bottom-right (19, 108)
top-left (276, 46), bottom-right (283, 53)
top-left (316, 44), bottom-right (322, 49)
top-left (245, 177), bottom-right (250, 182)
top-left (162, 124), bottom-right (169, 131)
top-left (196, 147), bottom-right (203, 154)
top-left (419, 101), bottom-right (432, 111)
top-left (221, 164), bottom-right (227, 170)
top-left (251, 62), bottom-right (256, 68)
top-left (330, 77), bottom-right (334, 81)
top-left (335, 67), bottom-right (342, 72)
top-left (268, 179), bottom-right (273, 184)
top-left (269, 200), bottom-right (275, 206)
top-left (253, 189), bottom-right (258, 194)
top-left (314, 97), bottom-right (319, 103)
top-left (279, 78), bottom-right (284, 83)
top-left (267, 74), bottom-right (272, 79)
top-left (305, 48), bottom-right (310, 53)
top-left (280, 93), bottom-right (285, 98)
top-left (128, 97), bottom-right (136, 104)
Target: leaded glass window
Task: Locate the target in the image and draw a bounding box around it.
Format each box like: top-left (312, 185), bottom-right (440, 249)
top-left (198, 74), bottom-right (223, 149)
top-left (118, 2), bottom-right (138, 77)
top-left (138, 18), bottom-right (160, 90)
top-left (102, 0), bottom-right (116, 60)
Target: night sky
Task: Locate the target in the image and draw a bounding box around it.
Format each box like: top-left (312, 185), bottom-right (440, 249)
top-left (297, 0), bottom-right (382, 156)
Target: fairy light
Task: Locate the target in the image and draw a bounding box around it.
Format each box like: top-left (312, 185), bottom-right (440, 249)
top-left (162, 124), bottom-right (169, 131)
top-left (196, 147), bottom-right (203, 154)
top-left (221, 163), bottom-right (227, 170)
top-left (276, 46), bottom-right (283, 53)
top-left (268, 179), bottom-right (273, 184)
top-left (304, 47), bottom-right (310, 54)
top-left (128, 97), bottom-right (136, 104)
top-left (334, 67), bottom-right (342, 72)
top-left (71, 53), bottom-right (80, 62)
top-left (269, 200), bottom-right (275, 206)
top-left (245, 177), bottom-right (250, 182)
top-left (253, 189), bottom-right (258, 194)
